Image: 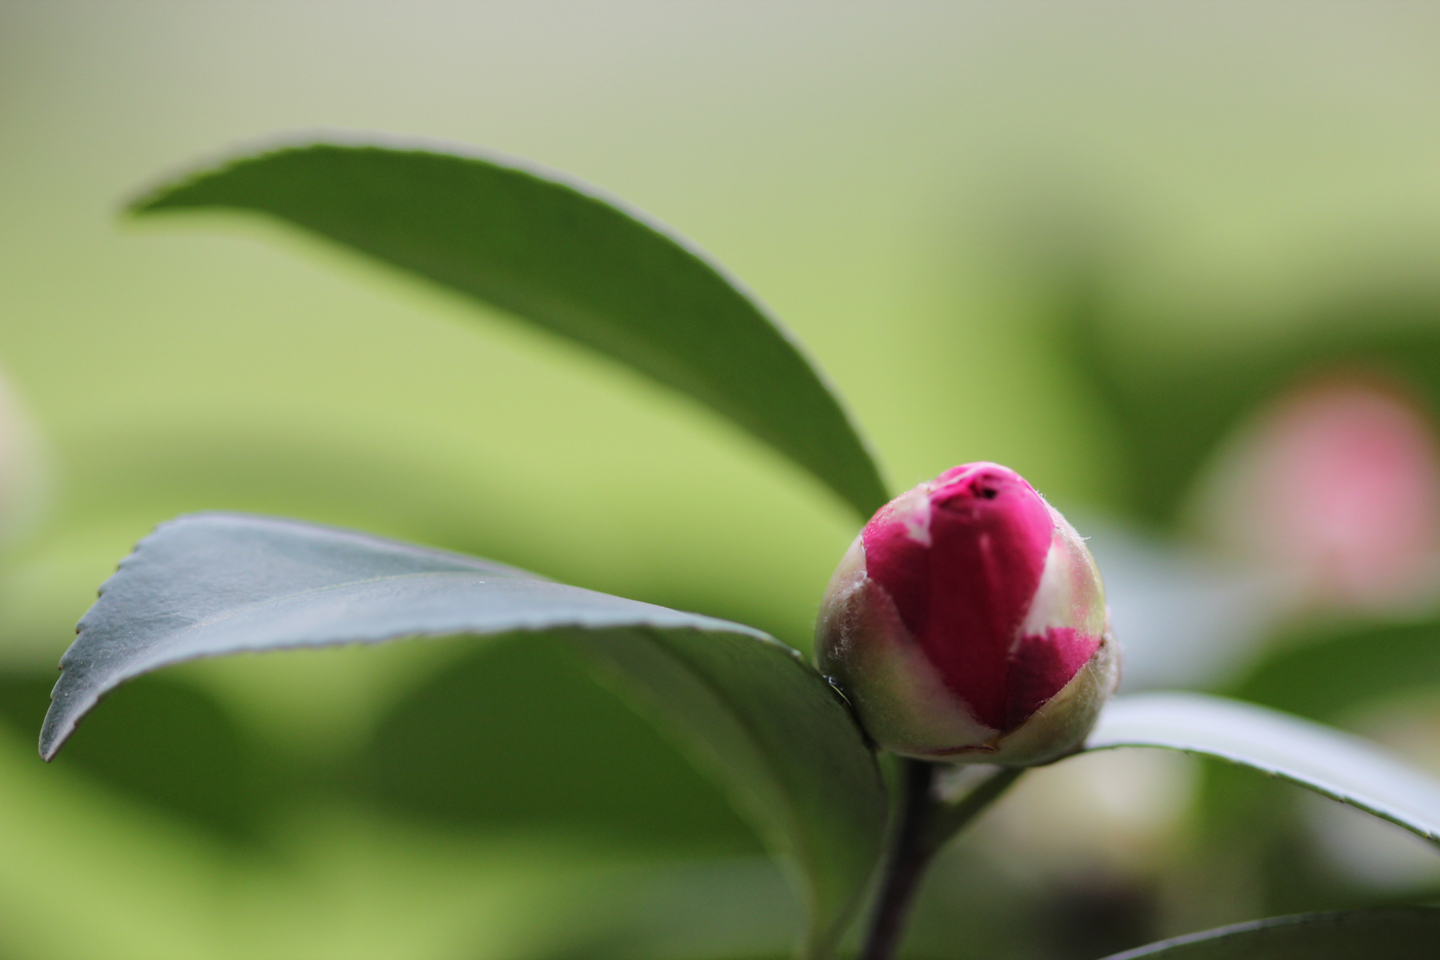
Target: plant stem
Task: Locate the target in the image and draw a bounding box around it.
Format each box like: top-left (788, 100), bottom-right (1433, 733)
top-left (857, 761), bottom-right (1025, 960)
top-left (924, 763), bottom-right (1026, 854)
top-left (856, 760), bottom-right (940, 960)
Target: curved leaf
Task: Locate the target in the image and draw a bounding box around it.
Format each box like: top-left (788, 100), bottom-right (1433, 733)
top-left (1100, 907), bottom-right (1440, 959)
top-left (41, 513), bottom-right (886, 959)
top-left (129, 136), bottom-right (888, 520)
top-left (1084, 692), bottom-right (1440, 844)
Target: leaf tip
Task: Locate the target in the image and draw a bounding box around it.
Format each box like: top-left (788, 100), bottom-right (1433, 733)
top-left (37, 699), bottom-right (71, 762)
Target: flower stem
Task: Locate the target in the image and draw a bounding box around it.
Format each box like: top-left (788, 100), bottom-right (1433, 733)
top-left (857, 760), bottom-right (1025, 960)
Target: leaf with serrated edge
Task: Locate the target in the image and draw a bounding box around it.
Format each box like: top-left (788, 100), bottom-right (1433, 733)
top-left (129, 134), bottom-right (889, 520)
top-left (1084, 692), bottom-right (1440, 844)
top-left (41, 513), bottom-right (886, 960)
top-left (1098, 906), bottom-right (1440, 960)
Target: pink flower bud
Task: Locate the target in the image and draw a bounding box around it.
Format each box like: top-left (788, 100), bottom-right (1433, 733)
top-left (1192, 376), bottom-right (1440, 612)
top-left (816, 462), bottom-right (1118, 765)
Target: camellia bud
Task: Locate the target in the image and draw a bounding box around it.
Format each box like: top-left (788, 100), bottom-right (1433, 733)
top-left (816, 462), bottom-right (1118, 765)
top-left (1191, 376), bottom-right (1440, 612)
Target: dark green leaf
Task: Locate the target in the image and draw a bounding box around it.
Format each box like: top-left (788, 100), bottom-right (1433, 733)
top-left (359, 635), bottom-right (764, 852)
top-left (1099, 907), bottom-right (1440, 959)
top-left (1064, 283), bottom-right (1440, 526)
top-left (41, 513), bottom-right (886, 959)
top-left (1084, 693), bottom-right (1440, 844)
top-left (1, 671), bottom-right (259, 840)
top-left (1231, 618), bottom-right (1440, 723)
top-left (130, 137), bottom-right (888, 520)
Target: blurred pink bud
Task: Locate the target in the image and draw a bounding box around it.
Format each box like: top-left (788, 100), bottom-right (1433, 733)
top-left (816, 463), bottom-right (1118, 765)
top-left (1196, 377), bottom-right (1440, 611)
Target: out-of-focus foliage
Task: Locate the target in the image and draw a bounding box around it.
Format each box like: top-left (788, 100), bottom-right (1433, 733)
top-left (8, 3), bottom-right (1440, 959)
top-left (1071, 291), bottom-right (1440, 528)
top-left (1095, 907), bottom-right (1440, 960)
top-left (0, 365), bottom-right (48, 550)
top-left (1235, 619), bottom-right (1440, 723)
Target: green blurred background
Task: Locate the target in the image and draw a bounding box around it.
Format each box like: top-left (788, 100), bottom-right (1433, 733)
top-left (6, 3), bottom-right (1440, 958)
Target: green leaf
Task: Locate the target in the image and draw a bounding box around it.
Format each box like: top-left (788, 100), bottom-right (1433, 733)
top-left (358, 637), bottom-right (765, 852)
top-left (1231, 618), bottom-right (1440, 724)
top-left (1084, 692), bottom-right (1440, 844)
top-left (129, 136), bottom-right (888, 521)
top-left (1099, 907), bottom-right (1440, 959)
top-left (40, 513), bottom-right (885, 960)
top-left (1064, 282), bottom-right (1440, 526)
top-left (0, 671), bottom-right (260, 841)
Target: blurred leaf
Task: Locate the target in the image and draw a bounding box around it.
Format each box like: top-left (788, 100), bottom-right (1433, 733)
top-left (130, 136), bottom-right (889, 521)
top-left (1232, 618), bottom-right (1440, 723)
top-left (1067, 287), bottom-right (1440, 525)
top-left (0, 672), bottom-right (52, 736)
top-left (358, 635), bottom-right (762, 852)
top-left (41, 512), bottom-right (886, 959)
top-left (525, 856), bottom-right (799, 960)
top-left (1098, 907), bottom-right (1440, 959)
top-left (1085, 693), bottom-right (1440, 845)
top-left (0, 671), bottom-right (258, 840)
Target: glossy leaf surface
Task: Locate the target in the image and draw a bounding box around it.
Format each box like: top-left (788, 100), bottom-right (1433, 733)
top-left (41, 513), bottom-right (886, 958)
top-left (130, 137), bottom-right (888, 520)
top-left (1084, 692), bottom-right (1440, 843)
top-left (1101, 907), bottom-right (1440, 959)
